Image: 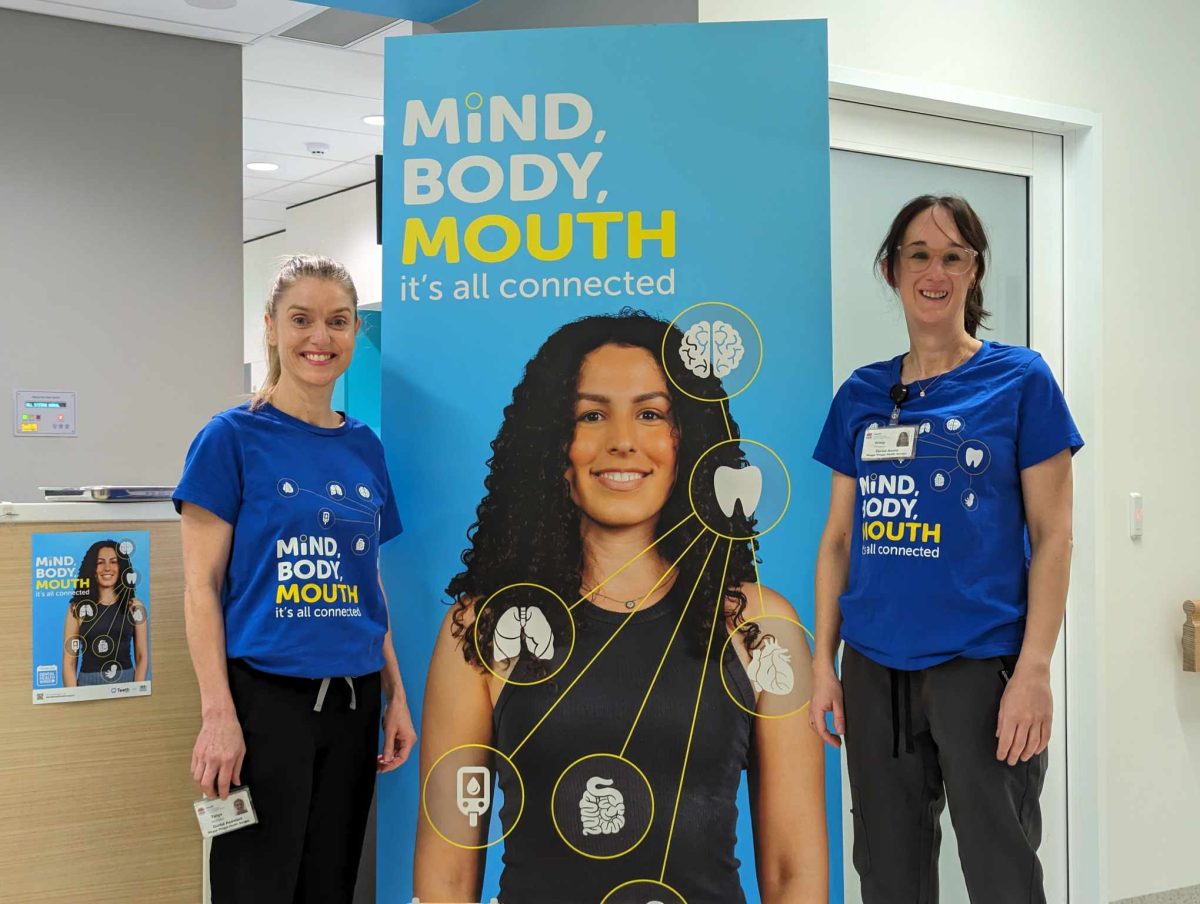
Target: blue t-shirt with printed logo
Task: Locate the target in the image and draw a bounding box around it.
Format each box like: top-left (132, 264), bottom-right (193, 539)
top-left (813, 341), bottom-right (1083, 670)
top-left (173, 403), bottom-right (402, 679)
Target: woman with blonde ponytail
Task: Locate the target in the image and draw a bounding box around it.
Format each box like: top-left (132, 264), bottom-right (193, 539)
top-left (174, 255), bottom-right (416, 904)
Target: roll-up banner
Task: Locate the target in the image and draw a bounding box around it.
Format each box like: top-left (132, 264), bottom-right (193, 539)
top-left (379, 20), bottom-right (835, 903)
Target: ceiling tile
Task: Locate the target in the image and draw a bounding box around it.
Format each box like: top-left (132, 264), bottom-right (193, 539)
top-left (305, 161), bottom-right (377, 188)
top-left (347, 20), bottom-right (415, 55)
top-left (244, 174), bottom-right (290, 198)
top-left (242, 149), bottom-right (347, 183)
top-left (243, 81), bottom-right (383, 134)
top-left (1, 0), bottom-right (308, 43)
top-left (242, 119), bottom-right (382, 164)
top-left (254, 181), bottom-right (345, 206)
top-left (243, 36), bottom-right (385, 96)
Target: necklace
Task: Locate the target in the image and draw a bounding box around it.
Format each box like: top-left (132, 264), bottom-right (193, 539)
top-left (908, 346), bottom-right (974, 398)
top-left (584, 574), bottom-right (675, 610)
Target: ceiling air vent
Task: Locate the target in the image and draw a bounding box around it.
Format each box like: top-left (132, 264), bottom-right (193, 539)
top-left (278, 8), bottom-right (400, 48)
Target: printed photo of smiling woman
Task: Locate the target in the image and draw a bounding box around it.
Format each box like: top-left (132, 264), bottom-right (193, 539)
top-left (174, 254), bottom-right (417, 904)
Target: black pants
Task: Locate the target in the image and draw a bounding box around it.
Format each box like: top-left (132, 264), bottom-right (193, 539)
top-left (210, 659), bottom-right (381, 904)
top-left (842, 646), bottom-right (1047, 904)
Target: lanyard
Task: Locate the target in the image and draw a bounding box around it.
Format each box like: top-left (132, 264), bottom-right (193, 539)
top-left (888, 383), bottom-right (909, 426)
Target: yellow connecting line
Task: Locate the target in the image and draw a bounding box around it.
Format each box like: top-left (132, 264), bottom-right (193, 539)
top-left (619, 534), bottom-right (721, 758)
top-left (509, 528), bottom-right (709, 759)
top-left (751, 552), bottom-right (766, 617)
top-left (569, 512), bottom-right (695, 612)
top-left (660, 539), bottom-right (733, 882)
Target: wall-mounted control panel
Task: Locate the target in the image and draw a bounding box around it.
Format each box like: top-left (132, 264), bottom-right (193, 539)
top-left (13, 390), bottom-right (76, 437)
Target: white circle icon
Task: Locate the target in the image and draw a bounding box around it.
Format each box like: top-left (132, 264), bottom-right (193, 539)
top-left (356, 484), bottom-right (372, 500)
top-left (277, 478), bottom-right (299, 497)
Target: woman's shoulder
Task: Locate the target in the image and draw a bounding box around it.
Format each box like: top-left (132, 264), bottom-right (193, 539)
top-left (980, 341), bottom-right (1042, 371)
top-left (732, 582), bottom-right (800, 621)
top-left (836, 355), bottom-right (899, 399)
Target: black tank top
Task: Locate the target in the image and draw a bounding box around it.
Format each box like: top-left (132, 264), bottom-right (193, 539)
top-left (79, 600), bottom-right (135, 673)
top-left (493, 579), bottom-right (755, 904)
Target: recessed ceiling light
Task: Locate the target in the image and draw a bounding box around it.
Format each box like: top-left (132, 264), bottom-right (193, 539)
top-left (185, 0), bottom-right (237, 8)
top-left (362, 115), bottom-right (385, 126)
top-left (246, 162), bottom-right (279, 173)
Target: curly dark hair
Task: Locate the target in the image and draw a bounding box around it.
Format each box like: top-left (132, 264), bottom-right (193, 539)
top-left (71, 539), bottom-right (134, 613)
top-left (447, 309), bottom-right (762, 670)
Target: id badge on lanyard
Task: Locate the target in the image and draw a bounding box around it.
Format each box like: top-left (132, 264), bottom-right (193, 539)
top-left (862, 385), bottom-right (918, 462)
top-left (862, 424), bottom-right (917, 461)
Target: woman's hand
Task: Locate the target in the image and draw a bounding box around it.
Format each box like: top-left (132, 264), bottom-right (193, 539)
top-left (378, 694), bottom-right (418, 773)
top-left (809, 663), bottom-right (845, 749)
top-left (192, 710), bottom-right (245, 799)
top-left (996, 663), bottom-right (1052, 765)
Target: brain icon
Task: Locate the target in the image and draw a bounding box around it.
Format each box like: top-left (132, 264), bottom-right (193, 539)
top-left (679, 320), bottom-right (745, 380)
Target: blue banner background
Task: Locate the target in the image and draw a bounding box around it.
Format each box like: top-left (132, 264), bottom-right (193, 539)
top-left (378, 20), bottom-right (837, 902)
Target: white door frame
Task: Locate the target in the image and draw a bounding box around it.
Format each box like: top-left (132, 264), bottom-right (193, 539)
top-left (828, 66), bottom-right (1105, 904)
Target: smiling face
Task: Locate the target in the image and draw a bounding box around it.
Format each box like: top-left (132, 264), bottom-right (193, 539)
top-left (565, 344), bottom-right (679, 532)
top-left (95, 546), bottom-right (119, 590)
top-left (266, 276), bottom-right (359, 393)
top-left (886, 205), bottom-right (979, 334)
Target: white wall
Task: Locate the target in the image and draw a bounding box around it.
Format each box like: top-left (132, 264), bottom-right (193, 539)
top-left (698, 2), bottom-right (1200, 901)
top-left (0, 9), bottom-right (243, 502)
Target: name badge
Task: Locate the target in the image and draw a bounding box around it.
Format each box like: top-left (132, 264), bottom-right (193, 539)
top-left (862, 425), bottom-right (918, 461)
top-left (193, 786), bottom-right (258, 838)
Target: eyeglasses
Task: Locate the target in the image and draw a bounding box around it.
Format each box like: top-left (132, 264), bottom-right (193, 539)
top-left (896, 243), bottom-right (979, 276)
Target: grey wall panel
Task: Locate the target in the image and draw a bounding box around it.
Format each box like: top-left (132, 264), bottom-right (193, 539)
top-left (0, 9), bottom-right (243, 501)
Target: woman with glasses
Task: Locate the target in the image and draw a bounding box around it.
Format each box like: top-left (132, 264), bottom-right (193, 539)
top-left (808, 196), bottom-right (1082, 904)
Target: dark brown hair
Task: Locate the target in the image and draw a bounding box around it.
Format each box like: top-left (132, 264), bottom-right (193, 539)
top-left (876, 195), bottom-right (990, 337)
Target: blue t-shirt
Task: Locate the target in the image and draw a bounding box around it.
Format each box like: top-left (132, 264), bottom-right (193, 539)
top-left (812, 341), bottom-right (1083, 670)
top-left (173, 403), bottom-right (402, 678)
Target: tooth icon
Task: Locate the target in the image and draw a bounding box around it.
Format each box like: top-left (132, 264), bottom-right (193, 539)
top-left (965, 447), bottom-right (984, 469)
top-left (714, 465), bottom-right (763, 518)
top-left (493, 605), bottom-right (554, 665)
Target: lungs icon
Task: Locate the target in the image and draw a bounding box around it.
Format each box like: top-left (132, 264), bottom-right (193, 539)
top-left (493, 606), bottom-right (555, 665)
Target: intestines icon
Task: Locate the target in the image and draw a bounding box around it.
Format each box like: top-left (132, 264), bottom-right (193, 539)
top-left (579, 776), bottom-right (625, 836)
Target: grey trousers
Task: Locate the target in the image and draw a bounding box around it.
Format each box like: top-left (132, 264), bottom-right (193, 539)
top-left (842, 645), bottom-right (1047, 904)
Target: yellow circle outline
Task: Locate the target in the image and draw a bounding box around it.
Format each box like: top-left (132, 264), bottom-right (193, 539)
top-left (600, 878), bottom-right (688, 903)
top-left (464, 91), bottom-right (484, 110)
top-left (421, 743), bottom-right (524, 851)
top-left (720, 614), bottom-right (814, 720)
top-left (472, 583), bottom-right (575, 687)
top-left (549, 753), bottom-right (655, 860)
top-left (661, 300), bottom-right (765, 403)
top-left (687, 439), bottom-right (791, 540)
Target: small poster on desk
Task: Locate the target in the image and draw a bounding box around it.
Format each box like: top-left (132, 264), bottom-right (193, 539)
top-left (31, 531), bottom-right (152, 704)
